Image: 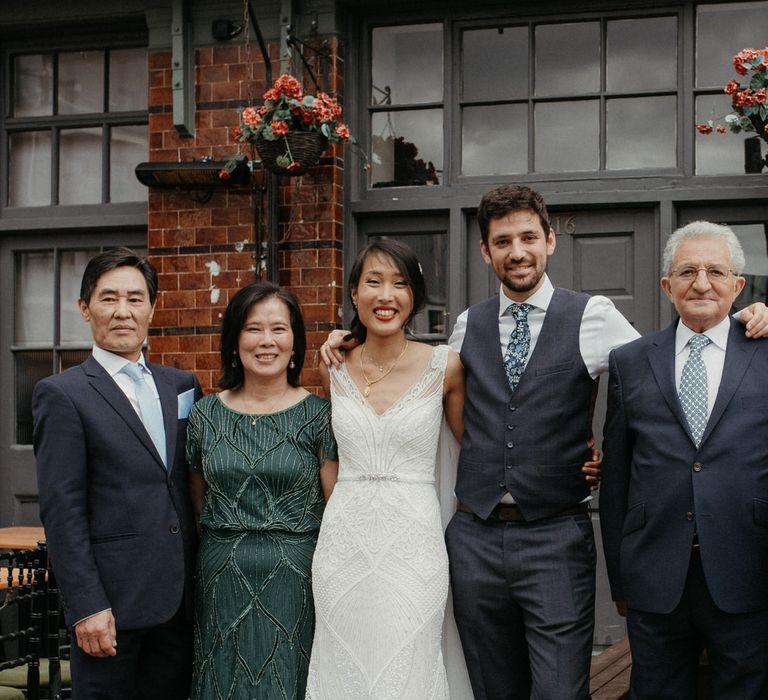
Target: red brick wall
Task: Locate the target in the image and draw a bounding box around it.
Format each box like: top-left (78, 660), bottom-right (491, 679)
top-left (145, 40), bottom-right (346, 393)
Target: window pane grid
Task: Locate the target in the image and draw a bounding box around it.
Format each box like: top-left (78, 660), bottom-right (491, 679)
top-left (457, 13), bottom-right (680, 177)
top-left (12, 244), bottom-right (144, 444)
top-left (6, 47), bottom-right (147, 207)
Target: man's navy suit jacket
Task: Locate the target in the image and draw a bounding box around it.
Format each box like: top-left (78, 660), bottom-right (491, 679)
top-left (32, 355), bottom-right (203, 629)
top-left (601, 317), bottom-right (768, 615)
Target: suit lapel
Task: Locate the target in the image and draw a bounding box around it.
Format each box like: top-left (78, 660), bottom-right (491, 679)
top-left (647, 322), bottom-right (694, 441)
top-left (699, 319), bottom-right (755, 447)
top-left (83, 355), bottom-right (167, 472)
top-left (149, 363), bottom-right (179, 474)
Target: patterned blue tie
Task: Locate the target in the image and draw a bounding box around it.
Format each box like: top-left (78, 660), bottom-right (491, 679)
top-left (121, 362), bottom-right (167, 467)
top-left (678, 334), bottom-right (711, 447)
top-left (503, 303), bottom-right (533, 391)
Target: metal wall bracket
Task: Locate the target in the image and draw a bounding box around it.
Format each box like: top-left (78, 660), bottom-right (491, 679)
top-left (280, 0), bottom-right (295, 75)
top-left (171, 0), bottom-right (194, 137)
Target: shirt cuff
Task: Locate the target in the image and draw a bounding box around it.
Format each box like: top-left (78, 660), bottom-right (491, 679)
top-left (74, 608), bottom-right (111, 627)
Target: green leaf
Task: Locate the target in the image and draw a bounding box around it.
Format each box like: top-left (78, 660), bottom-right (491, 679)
top-left (320, 123), bottom-right (331, 138)
top-left (276, 155), bottom-right (291, 168)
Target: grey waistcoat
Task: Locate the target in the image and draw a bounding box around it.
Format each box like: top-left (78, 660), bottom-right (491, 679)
top-left (457, 288), bottom-right (596, 520)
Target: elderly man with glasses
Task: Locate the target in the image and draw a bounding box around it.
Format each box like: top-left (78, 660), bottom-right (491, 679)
top-left (601, 220), bottom-right (768, 700)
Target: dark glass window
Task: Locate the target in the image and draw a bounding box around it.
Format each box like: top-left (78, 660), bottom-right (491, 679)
top-left (370, 24), bottom-right (444, 187)
top-left (694, 2), bottom-right (768, 174)
top-left (13, 246), bottom-right (146, 444)
top-left (7, 47), bottom-right (148, 206)
top-left (458, 15), bottom-right (679, 176)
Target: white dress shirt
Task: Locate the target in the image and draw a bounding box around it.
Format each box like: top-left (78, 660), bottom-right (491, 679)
top-left (674, 315), bottom-right (731, 418)
top-left (448, 275), bottom-right (640, 378)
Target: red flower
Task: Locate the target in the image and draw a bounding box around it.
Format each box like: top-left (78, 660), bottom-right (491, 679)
top-left (765, 124), bottom-right (768, 136)
top-left (733, 88), bottom-right (756, 107)
top-left (755, 88), bottom-right (767, 106)
top-left (696, 123), bottom-right (713, 135)
top-left (716, 125), bottom-right (727, 134)
top-left (733, 48), bottom-right (757, 75)
top-left (270, 120), bottom-right (289, 137)
top-left (335, 124), bottom-right (351, 141)
top-left (241, 107), bottom-right (261, 127)
top-left (732, 47), bottom-right (768, 75)
top-left (724, 80), bottom-right (741, 95)
top-left (218, 169), bottom-right (231, 181)
top-left (272, 74), bottom-right (303, 99)
top-left (286, 162), bottom-right (302, 172)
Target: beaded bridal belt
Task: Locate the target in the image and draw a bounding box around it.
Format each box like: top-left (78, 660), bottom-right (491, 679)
top-left (336, 473), bottom-right (435, 484)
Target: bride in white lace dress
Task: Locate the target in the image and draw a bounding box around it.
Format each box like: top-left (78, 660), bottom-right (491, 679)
top-left (305, 239), bottom-right (465, 700)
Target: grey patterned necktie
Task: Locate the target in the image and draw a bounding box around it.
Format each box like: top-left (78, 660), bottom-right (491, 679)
top-left (503, 303), bottom-right (533, 391)
top-left (678, 334), bottom-right (711, 447)
top-left (121, 362), bottom-right (167, 467)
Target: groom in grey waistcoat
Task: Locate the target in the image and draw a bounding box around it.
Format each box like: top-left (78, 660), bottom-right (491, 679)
top-left (445, 184), bottom-right (639, 700)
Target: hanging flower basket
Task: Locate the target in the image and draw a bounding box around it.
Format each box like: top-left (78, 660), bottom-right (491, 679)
top-left (219, 74), bottom-right (363, 180)
top-left (256, 131), bottom-right (329, 176)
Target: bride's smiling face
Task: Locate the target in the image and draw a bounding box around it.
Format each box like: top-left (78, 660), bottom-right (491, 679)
top-left (352, 253), bottom-right (414, 337)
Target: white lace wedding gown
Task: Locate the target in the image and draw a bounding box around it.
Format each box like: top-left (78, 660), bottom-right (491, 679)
top-left (306, 344), bottom-right (458, 700)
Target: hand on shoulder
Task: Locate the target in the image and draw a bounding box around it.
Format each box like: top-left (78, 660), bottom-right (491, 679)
top-left (319, 329), bottom-right (358, 368)
top-left (740, 302), bottom-right (768, 338)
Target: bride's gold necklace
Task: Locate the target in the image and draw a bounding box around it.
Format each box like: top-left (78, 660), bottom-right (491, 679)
top-left (359, 341), bottom-right (409, 397)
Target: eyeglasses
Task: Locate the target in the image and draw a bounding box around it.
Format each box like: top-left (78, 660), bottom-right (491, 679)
top-left (669, 265), bottom-right (735, 283)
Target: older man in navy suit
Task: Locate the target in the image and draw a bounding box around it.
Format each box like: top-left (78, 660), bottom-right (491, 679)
top-left (33, 248), bottom-right (202, 700)
top-left (601, 221), bottom-right (768, 699)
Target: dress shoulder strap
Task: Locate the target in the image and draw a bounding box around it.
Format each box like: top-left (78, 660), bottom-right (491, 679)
top-left (430, 344), bottom-right (452, 376)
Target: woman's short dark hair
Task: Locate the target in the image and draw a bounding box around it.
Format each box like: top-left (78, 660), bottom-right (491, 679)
top-left (477, 184), bottom-right (551, 245)
top-left (347, 238), bottom-right (427, 343)
top-left (80, 247), bottom-right (158, 305)
top-left (219, 282), bottom-right (306, 389)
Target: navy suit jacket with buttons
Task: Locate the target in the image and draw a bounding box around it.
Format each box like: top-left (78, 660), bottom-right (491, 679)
top-left (600, 317), bottom-right (768, 615)
top-left (32, 355), bottom-right (202, 629)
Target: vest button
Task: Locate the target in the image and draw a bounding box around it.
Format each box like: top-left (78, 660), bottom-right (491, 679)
top-left (506, 464), bottom-right (512, 470)
top-left (692, 462), bottom-right (702, 472)
top-left (686, 512), bottom-right (694, 521)
top-left (169, 524), bottom-right (179, 534)
top-left (509, 406), bottom-right (517, 412)
top-left (498, 482), bottom-right (505, 488)
top-left (507, 425), bottom-right (516, 431)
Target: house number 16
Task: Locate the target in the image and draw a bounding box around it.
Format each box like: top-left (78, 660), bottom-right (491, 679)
top-left (551, 216), bottom-right (576, 236)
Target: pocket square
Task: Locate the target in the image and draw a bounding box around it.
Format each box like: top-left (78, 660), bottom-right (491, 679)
top-left (177, 388), bottom-right (195, 419)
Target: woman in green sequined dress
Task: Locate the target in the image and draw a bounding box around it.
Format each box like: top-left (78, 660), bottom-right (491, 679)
top-left (188, 282), bottom-right (338, 700)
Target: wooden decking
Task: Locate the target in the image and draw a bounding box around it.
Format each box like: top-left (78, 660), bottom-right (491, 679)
top-left (589, 638), bottom-right (631, 700)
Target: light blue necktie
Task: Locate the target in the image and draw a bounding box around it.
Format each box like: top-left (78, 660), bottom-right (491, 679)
top-left (121, 362), bottom-right (167, 467)
top-left (678, 334), bottom-right (711, 447)
top-left (503, 303), bottom-right (533, 392)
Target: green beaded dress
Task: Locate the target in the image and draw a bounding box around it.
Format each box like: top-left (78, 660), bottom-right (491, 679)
top-left (187, 392), bottom-right (336, 700)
